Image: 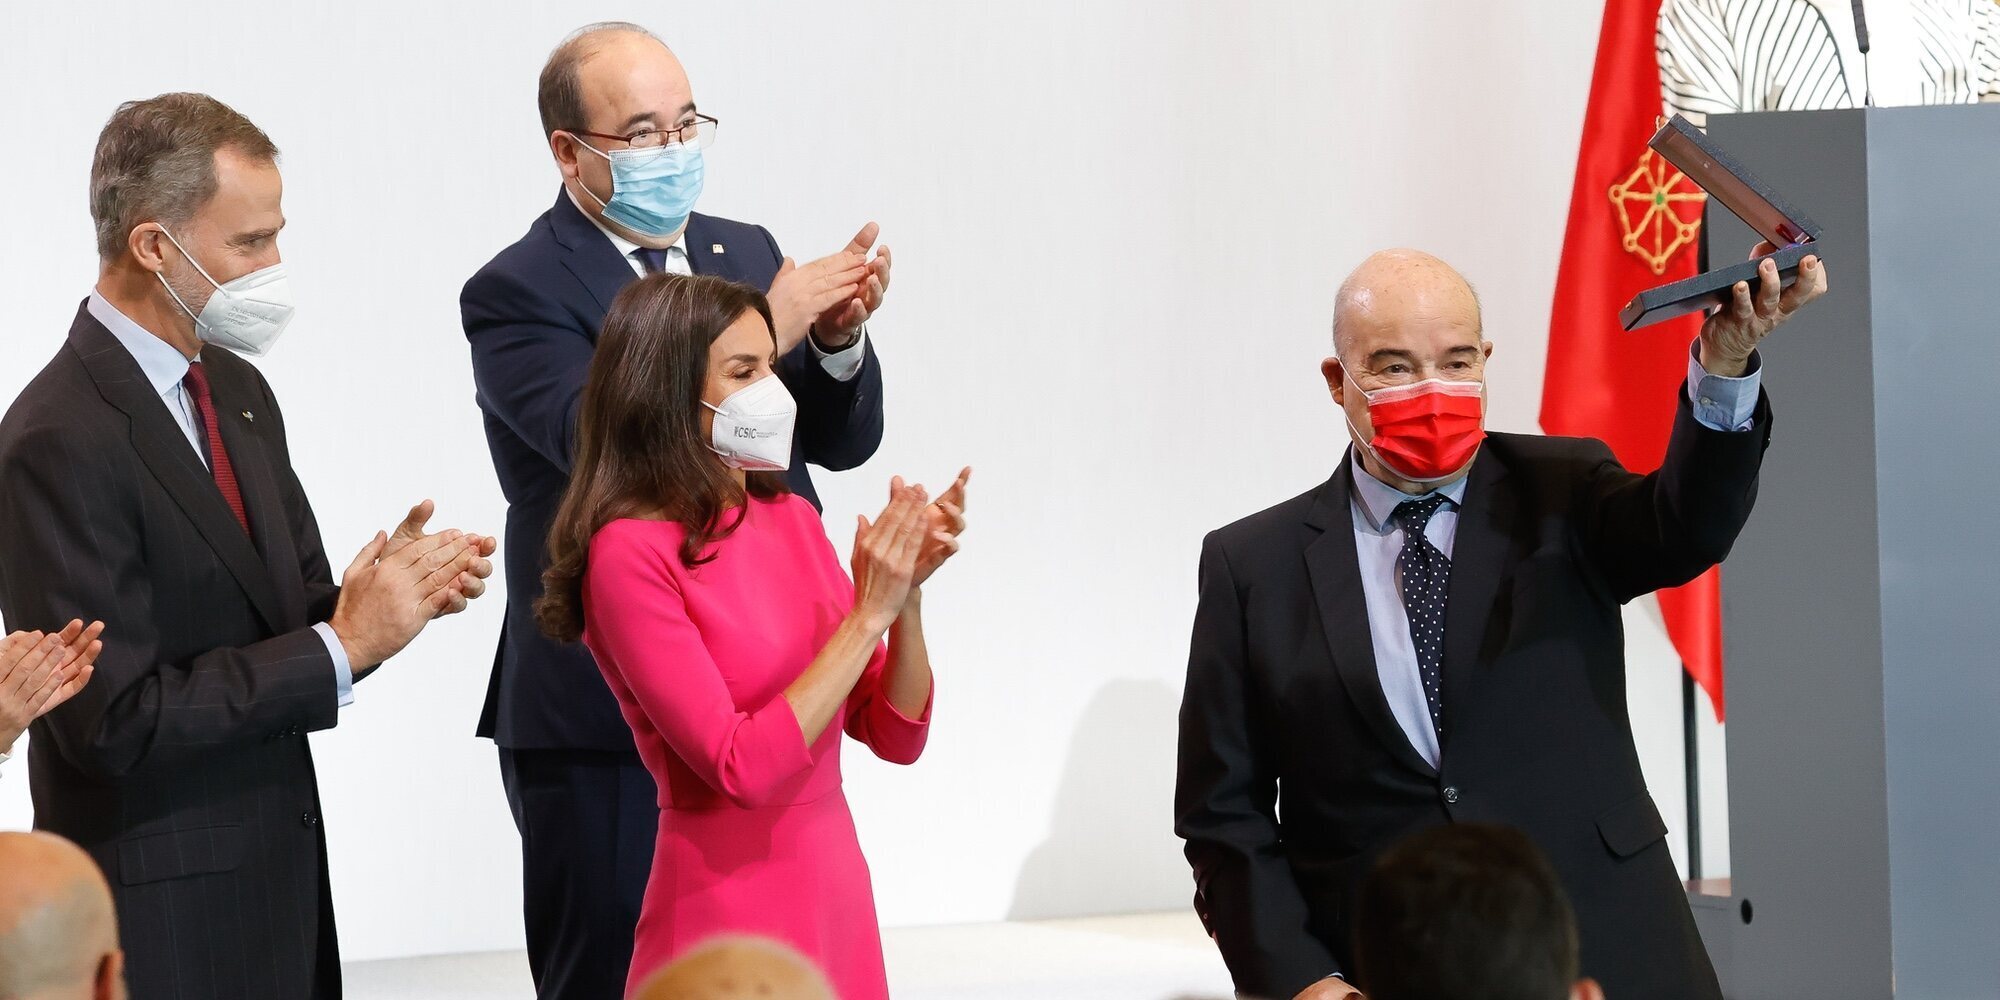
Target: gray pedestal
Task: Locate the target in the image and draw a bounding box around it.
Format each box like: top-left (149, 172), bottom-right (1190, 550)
top-left (1689, 106), bottom-right (2000, 999)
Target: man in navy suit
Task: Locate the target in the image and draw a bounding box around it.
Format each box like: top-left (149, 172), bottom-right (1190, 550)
top-left (462, 22), bottom-right (892, 1000)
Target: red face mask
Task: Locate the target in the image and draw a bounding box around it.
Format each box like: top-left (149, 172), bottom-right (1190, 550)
top-left (1344, 375), bottom-right (1487, 483)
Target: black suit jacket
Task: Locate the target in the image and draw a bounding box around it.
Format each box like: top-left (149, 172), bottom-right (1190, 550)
top-left (0, 304), bottom-right (347, 999)
top-left (1175, 393), bottom-right (1770, 1000)
top-left (463, 192), bottom-right (885, 750)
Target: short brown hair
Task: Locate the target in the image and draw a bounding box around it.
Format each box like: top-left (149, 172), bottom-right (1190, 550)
top-left (1354, 824), bottom-right (1580, 1000)
top-left (537, 22), bottom-right (660, 137)
top-left (88, 93), bottom-right (278, 259)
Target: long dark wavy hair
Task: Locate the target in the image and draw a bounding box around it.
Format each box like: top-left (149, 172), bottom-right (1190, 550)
top-left (536, 273), bottom-right (790, 643)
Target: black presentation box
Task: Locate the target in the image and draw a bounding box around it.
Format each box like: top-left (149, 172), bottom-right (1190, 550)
top-left (1619, 114), bottom-right (1825, 330)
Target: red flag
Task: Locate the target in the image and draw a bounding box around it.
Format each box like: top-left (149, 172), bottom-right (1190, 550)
top-left (1541, 0), bottom-right (1724, 719)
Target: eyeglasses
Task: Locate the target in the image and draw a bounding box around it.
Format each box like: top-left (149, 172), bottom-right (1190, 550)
top-left (572, 113), bottom-right (720, 155)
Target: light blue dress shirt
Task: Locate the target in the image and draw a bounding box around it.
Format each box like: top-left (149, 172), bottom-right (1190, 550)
top-left (1347, 345), bottom-right (1761, 768)
top-left (87, 292), bottom-right (354, 708)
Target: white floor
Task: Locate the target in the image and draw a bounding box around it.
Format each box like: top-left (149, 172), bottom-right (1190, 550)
top-left (342, 911), bottom-right (1237, 1000)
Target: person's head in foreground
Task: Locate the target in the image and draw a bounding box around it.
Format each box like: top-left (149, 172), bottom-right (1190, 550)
top-left (0, 832), bottom-right (126, 1000)
top-left (538, 273), bottom-right (792, 639)
top-left (632, 936), bottom-right (834, 1000)
top-left (1353, 823), bottom-right (1602, 1000)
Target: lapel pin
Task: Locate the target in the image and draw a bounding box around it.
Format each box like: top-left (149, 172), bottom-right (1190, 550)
top-left (241, 410), bottom-right (254, 422)
top-left (711, 243), bottom-right (726, 255)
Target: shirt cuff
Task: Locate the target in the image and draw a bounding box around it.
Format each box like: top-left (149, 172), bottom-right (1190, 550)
top-left (314, 622), bottom-right (356, 708)
top-left (1687, 341), bottom-right (1763, 432)
top-left (810, 325), bottom-right (868, 382)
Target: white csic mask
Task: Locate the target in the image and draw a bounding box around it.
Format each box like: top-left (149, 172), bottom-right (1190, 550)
top-left (702, 373), bottom-right (796, 471)
top-left (155, 227), bottom-right (296, 357)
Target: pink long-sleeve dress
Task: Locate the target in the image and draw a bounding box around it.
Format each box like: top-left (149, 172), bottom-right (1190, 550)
top-left (581, 495), bottom-right (932, 999)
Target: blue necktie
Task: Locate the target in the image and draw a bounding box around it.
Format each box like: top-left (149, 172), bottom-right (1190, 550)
top-left (634, 247), bottom-right (671, 274)
top-left (1394, 495), bottom-right (1452, 739)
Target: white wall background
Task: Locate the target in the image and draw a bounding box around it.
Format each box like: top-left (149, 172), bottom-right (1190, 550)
top-left (0, 0), bottom-right (1728, 963)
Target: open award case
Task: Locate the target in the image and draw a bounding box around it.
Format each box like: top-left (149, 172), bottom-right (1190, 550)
top-left (1619, 114), bottom-right (1824, 330)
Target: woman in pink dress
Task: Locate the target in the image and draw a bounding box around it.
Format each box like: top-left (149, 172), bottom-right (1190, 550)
top-left (535, 273), bottom-right (968, 999)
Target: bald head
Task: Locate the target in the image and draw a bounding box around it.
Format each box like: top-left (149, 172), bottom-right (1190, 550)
top-left (632, 937), bottom-right (834, 1000)
top-left (538, 22), bottom-right (690, 139)
top-left (0, 833), bottom-right (122, 1000)
top-left (539, 22), bottom-right (700, 248)
top-left (1322, 249), bottom-right (1494, 491)
top-left (1332, 249), bottom-right (1482, 360)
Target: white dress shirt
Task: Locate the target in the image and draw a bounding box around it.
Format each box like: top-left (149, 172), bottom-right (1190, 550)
top-left (565, 190), bottom-right (870, 381)
top-left (86, 292), bottom-right (354, 707)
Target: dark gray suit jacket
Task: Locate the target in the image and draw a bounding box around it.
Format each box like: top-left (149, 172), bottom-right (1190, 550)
top-left (0, 302), bottom-right (346, 999)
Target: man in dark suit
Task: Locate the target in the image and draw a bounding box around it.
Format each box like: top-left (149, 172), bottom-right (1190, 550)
top-left (462, 23), bottom-right (890, 1000)
top-left (0, 92), bottom-right (495, 1000)
top-left (1175, 247), bottom-right (1827, 1000)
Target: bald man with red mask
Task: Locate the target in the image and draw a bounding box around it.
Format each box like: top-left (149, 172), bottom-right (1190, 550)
top-left (1174, 246), bottom-right (1825, 1000)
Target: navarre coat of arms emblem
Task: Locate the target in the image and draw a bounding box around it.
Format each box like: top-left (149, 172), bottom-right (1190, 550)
top-left (1608, 147), bottom-right (1707, 275)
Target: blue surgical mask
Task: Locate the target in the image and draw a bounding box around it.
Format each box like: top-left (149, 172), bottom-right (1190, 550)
top-left (572, 134), bottom-right (704, 240)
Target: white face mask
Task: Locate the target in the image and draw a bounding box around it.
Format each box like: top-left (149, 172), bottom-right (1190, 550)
top-left (702, 373), bottom-right (796, 471)
top-left (154, 227), bottom-right (296, 357)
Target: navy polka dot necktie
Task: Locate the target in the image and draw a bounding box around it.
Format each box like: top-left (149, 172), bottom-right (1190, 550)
top-left (1393, 494), bottom-right (1452, 740)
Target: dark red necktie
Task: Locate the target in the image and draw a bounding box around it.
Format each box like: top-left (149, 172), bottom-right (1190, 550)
top-left (181, 363), bottom-right (250, 535)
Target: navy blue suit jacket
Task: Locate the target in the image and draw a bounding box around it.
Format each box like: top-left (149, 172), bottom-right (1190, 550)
top-left (464, 191), bottom-right (885, 750)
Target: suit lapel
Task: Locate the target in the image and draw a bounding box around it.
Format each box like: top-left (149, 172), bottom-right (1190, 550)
top-left (205, 354), bottom-right (308, 631)
top-left (549, 189), bottom-right (638, 318)
top-left (1438, 450), bottom-right (1519, 748)
top-left (68, 310), bottom-right (286, 632)
top-left (1304, 459), bottom-right (1438, 779)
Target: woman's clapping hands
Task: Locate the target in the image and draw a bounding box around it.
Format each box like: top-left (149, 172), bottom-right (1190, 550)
top-left (850, 470), bottom-right (970, 629)
top-left (915, 467), bottom-right (970, 586)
